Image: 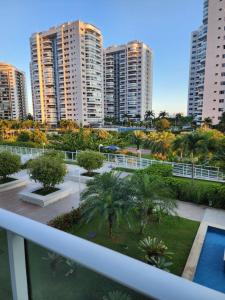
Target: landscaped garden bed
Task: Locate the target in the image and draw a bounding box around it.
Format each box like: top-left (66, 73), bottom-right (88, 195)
top-left (20, 150), bottom-right (69, 207)
top-left (0, 151), bottom-right (27, 192)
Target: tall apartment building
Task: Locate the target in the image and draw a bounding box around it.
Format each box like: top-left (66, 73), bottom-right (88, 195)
top-left (188, 0), bottom-right (225, 124)
top-left (30, 20), bottom-right (104, 126)
top-left (0, 62), bottom-right (27, 120)
top-left (104, 41), bottom-right (152, 122)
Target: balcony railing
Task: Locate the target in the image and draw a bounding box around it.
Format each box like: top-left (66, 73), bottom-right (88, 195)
top-left (1, 209), bottom-right (225, 300)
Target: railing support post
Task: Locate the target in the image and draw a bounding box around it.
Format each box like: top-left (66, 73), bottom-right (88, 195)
top-left (7, 231), bottom-right (29, 300)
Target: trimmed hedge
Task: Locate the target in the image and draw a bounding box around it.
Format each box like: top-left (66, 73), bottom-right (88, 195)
top-left (137, 164), bottom-right (173, 177)
top-left (136, 164), bottom-right (225, 209)
top-left (48, 207), bottom-right (82, 231)
top-left (166, 177), bottom-right (225, 208)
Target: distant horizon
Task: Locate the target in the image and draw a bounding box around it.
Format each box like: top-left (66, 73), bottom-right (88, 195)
top-left (0, 0), bottom-right (203, 116)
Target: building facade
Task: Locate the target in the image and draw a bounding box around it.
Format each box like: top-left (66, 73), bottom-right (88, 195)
top-left (104, 41), bottom-right (152, 122)
top-left (30, 20), bottom-right (104, 126)
top-left (0, 63), bottom-right (27, 120)
top-left (188, 0), bottom-right (225, 124)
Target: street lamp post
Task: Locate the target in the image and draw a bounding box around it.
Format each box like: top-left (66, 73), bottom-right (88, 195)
top-left (99, 144), bottom-right (103, 153)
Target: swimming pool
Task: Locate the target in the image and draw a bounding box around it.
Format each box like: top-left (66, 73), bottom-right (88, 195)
top-left (194, 226), bottom-right (225, 294)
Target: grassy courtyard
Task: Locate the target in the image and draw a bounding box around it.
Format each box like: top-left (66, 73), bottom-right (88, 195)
top-left (70, 215), bottom-right (199, 276)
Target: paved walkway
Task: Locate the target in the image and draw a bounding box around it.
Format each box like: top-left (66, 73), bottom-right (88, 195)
top-left (176, 200), bottom-right (225, 229)
top-left (1, 163), bottom-right (225, 228)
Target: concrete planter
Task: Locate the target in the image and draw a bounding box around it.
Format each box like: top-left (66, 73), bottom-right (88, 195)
top-left (0, 178), bottom-right (27, 192)
top-left (19, 181), bottom-right (73, 207)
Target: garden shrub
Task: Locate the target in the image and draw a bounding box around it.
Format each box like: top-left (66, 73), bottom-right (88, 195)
top-left (165, 177), bottom-right (225, 208)
top-left (137, 164), bottom-right (173, 177)
top-left (77, 151), bottom-right (104, 175)
top-left (42, 150), bottom-right (64, 162)
top-left (28, 155), bottom-right (67, 192)
top-left (48, 207), bottom-right (82, 231)
top-left (17, 131), bottom-right (32, 142)
top-left (0, 151), bottom-right (21, 180)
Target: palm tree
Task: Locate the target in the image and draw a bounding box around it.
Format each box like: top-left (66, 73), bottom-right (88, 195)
top-left (122, 113), bottom-right (129, 126)
top-left (130, 130), bottom-right (146, 150)
top-left (202, 117), bottom-right (212, 129)
top-left (145, 131), bottom-right (175, 158)
top-left (131, 173), bottom-right (176, 234)
top-left (172, 135), bottom-right (187, 160)
top-left (158, 111), bottom-right (169, 119)
top-left (174, 113), bottom-right (183, 127)
top-left (178, 132), bottom-right (209, 179)
top-left (81, 172), bottom-right (134, 238)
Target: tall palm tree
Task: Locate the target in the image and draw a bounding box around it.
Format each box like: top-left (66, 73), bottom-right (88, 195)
top-left (202, 117), bottom-right (212, 129)
top-left (130, 130), bottom-right (146, 150)
top-left (144, 110), bottom-right (155, 128)
top-left (145, 131), bottom-right (175, 158)
top-left (81, 172), bottom-right (134, 238)
top-left (131, 173), bottom-right (176, 234)
top-left (178, 132), bottom-right (209, 179)
top-left (174, 113), bottom-right (183, 127)
top-left (158, 111), bottom-right (169, 119)
top-left (172, 135), bottom-right (187, 160)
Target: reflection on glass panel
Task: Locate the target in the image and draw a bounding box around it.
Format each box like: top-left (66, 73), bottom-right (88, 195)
top-left (0, 229), bottom-right (12, 299)
top-left (26, 241), bottom-right (151, 300)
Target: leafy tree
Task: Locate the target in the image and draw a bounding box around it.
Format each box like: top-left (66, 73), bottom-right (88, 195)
top-left (0, 151), bottom-right (21, 181)
top-left (210, 139), bottom-right (225, 171)
top-left (17, 131), bottom-right (32, 142)
top-left (59, 119), bottom-right (79, 131)
top-left (131, 173), bottom-right (176, 233)
top-left (155, 118), bottom-right (171, 131)
top-left (139, 236), bottom-right (173, 271)
top-left (28, 155), bottom-right (67, 192)
top-left (32, 130), bottom-right (47, 144)
top-left (26, 113), bottom-right (34, 121)
top-left (130, 130), bottom-right (146, 150)
top-left (96, 129), bottom-right (110, 139)
top-left (77, 151), bottom-right (104, 175)
top-left (145, 131), bottom-right (175, 159)
top-left (217, 112), bottom-right (225, 133)
top-left (81, 172), bottom-right (134, 238)
top-left (42, 150), bottom-right (64, 162)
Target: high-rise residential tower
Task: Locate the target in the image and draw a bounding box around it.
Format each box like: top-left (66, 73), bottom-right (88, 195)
top-left (30, 20), bottom-right (104, 126)
top-left (188, 0), bottom-right (225, 124)
top-left (0, 62), bottom-right (27, 120)
top-left (104, 41), bottom-right (152, 122)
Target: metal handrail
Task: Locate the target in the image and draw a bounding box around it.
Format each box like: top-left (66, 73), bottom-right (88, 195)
top-left (0, 145), bottom-right (225, 182)
top-left (1, 209), bottom-right (225, 300)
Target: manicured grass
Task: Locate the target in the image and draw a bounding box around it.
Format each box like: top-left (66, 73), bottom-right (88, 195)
top-left (70, 215), bottom-right (199, 276)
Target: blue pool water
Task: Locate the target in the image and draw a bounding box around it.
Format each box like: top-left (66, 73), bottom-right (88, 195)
top-left (194, 227), bottom-right (225, 293)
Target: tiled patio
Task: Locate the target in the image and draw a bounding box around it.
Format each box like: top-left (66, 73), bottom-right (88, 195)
top-left (0, 183), bottom-right (85, 224)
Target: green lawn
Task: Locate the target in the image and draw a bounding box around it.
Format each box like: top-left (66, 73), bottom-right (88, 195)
top-left (70, 215), bottom-right (199, 276)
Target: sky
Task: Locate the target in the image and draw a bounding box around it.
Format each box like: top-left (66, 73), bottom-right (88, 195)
top-left (0, 0), bottom-right (203, 116)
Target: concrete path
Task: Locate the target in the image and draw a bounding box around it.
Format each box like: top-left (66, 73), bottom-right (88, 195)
top-left (176, 201), bottom-right (206, 222)
top-left (1, 164), bottom-right (225, 228)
